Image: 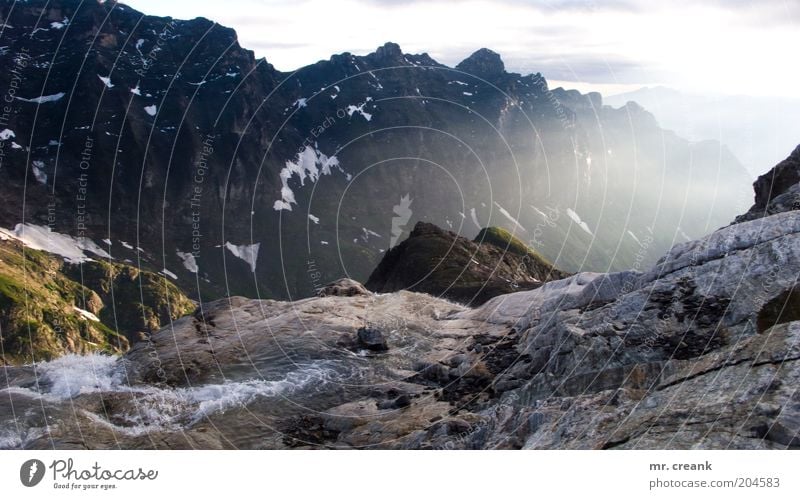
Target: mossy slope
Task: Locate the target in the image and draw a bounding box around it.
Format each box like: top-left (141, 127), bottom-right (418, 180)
top-left (0, 239), bottom-right (194, 364)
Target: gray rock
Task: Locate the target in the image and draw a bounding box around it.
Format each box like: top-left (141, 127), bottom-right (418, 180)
top-left (317, 278), bottom-right (371, 297)
top-left (357, 327), bottom-right (389, 351)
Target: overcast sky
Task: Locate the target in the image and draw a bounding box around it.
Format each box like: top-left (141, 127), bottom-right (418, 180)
top-left (122, 0), bottom-right (799, 98)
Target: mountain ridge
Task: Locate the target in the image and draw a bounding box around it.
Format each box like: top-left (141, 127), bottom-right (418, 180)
top-left (0, 0), bottom-right (752, 306)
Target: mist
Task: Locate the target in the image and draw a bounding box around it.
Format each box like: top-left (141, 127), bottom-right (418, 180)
top-left (605, 87), bottom-right (800, 178)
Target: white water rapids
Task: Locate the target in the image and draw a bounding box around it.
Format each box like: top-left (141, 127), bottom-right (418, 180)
top-left (0, 353), bottom-right (343, 448)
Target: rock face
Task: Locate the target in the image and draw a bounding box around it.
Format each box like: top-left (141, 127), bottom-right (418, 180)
top-left (366, 222), bottom-right (568, 305)
top-left (736, 145), bottom-right (800, 223)
top-left (0, 0), bottom-right (752, 303)
top-left (3, 146), bottom-right (797, 449)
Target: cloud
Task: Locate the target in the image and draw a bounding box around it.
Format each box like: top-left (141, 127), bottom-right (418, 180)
top-left (508, 55), bottom-right (647, 84)
top-left (359, 0), bottom-right (640, 11)
top-left (122, 0), bottom-right (800, 97)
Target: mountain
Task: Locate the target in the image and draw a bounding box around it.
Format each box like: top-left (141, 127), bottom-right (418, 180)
top-left (365, 222), bottom-right (568, 305)
top-left (605, 86), bottom-right (800, 177)
top-left (1, 145), bottom-right (797, 449)
top-left (0, 0), bottom-right (752, 304)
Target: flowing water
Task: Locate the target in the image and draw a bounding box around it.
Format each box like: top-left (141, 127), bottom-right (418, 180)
top-left (0, 353), bottom-right (370, 449)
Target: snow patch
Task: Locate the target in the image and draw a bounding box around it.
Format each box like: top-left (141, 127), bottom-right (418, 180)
top-left (390, 194), bottom-right (413, 247)
top-left (225, 242), bottom-right (260, 273)
top-left (346, 98), bottom-right (373, 121)
top-left (1, 223), bottom-right (111, 263)
top-left (530, 205), bottom-right (549, 220)
top-left (0, 129), bottom-right (15, 140)
top-left (470, 208), bottom-right (481, 230)
top-left (361, 227), bottom-right (382, 242)
top-left (161, 268), bottom-right (178, 280)
top-left (566, 208), bottom-right (594, 236)
top-left (98, 75), bottom-right (114, 89)
top-left (143, 105), bottom-right (157, 116)
top-left (50, 18), bottom-right (69, 30)
top-left (31, 160), bottom-right (47, 184)
top-left (16, 92), bottom-right (65, 104)
top-left (176, 251), bottom-right (198, 273)
top-left (273, 146), bottom-right (343, 211)
top-left (308, 214), bottom-right (320, 224)
top-left (493, 202), bottom-right (526, 232)
top-left (73, 306), bottom-right (100, 322)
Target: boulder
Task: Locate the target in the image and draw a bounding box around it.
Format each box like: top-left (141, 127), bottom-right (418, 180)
top-left (357, 327), bottom-right (389, 351)
top-left (317, 278), bottom-right (371, 297)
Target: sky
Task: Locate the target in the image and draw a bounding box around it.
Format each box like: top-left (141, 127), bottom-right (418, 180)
top-left (121, 0), bottom-right (800, 98)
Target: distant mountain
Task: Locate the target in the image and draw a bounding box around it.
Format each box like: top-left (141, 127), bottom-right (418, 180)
top-left (0, 0), bottom-right (752, 303)
top-left (605, 86), bottom-right (800, 177)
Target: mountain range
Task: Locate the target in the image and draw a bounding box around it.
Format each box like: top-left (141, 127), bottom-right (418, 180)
top-left (0, 0), bottom-right (752, 310)
top-left (606, 86), bottom-right (800, 178)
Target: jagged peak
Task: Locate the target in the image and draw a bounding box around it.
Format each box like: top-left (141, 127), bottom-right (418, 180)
top-left (456, 48), bottom-right (505, 77)
top-left (359, 42), bottom-right (407, 66)
top-left (375, 41), bottom-right (403, 59)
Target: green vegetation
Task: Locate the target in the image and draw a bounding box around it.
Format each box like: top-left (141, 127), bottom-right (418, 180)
top-left (0, 239), bottom-right (195, 365)
top-left (474, 226), bottom-right (555, 269)
top-left (64, 260), bottom-right (195, 339)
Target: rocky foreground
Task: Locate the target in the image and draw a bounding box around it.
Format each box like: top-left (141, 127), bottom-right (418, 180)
top-left (3, 147), bottom-right (799, 450)
top-left (121, 211), bottom-right (798, 449)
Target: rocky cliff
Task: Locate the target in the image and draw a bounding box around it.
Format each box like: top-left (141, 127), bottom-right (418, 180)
top-left (2, 145), bottom-right (796, 449)
top-left (735, 144), bottom-right (800, 223)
